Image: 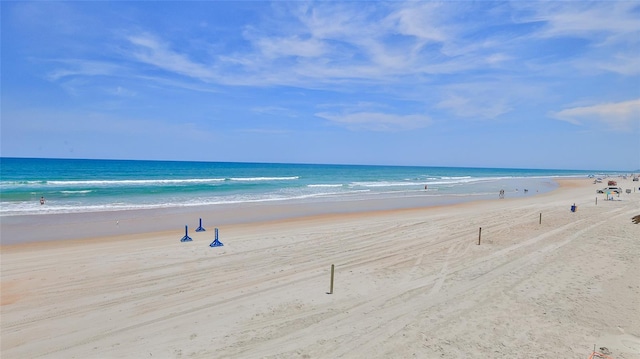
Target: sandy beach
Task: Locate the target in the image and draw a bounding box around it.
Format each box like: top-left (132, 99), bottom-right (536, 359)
top-left (1, 178), bottom-right (639, 358)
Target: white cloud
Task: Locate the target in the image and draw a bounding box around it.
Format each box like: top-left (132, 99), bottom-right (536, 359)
top-left (251, 106), bottom-right (298, 118)
top-left (592, 51), bottom-right (640, 76)
top-left (316, 111), bottom-right (431, 132)
top-left (435, 80), bottom-right (519, 120)
top-left (294, 2), bottom-right (373, 41)
top-left (126, 33), bottom-right (218, 81)
top-left (437, 94), bottom-right (511, 120)
top-left (108, 2), bottom-right (636, 91)
top-left (47, 59), bottom-right (121, 81)
top-left (525, 2), bottom-right (640, 39)
top-left (518, 2), bottom-right (640, 75)
top-left (216, 2), bottom-right (472, 85)
top-left (551, 99), bottom-right (640, 131)
top-left (387, 2), bottom-right (448, 44)
top-left (254, 36), bottom-right (327, 59)
top-left (35, 2), bottom-right (640, 123)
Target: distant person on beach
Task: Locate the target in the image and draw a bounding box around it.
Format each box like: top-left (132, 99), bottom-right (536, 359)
top-left (499, 189), bottom-right (505, 199)
top-left (40, 196), bottom-right (45, 205)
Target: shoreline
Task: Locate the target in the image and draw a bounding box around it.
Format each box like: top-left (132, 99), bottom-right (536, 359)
top-left (1, 177), bottom-right (562, 246)
top-left (2, 177), bottom-right (639, 358)
top-left (1, 161), bottom-right (584, 218)
top-left (0, 177), bottom-right (612, 248)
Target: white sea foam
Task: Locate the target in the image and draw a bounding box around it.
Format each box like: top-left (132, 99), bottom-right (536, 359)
top-left (440, 176), bottom-right (472, 180)
top-left (229, 176), bottom-right (299, 181)
top-left (0, 188), bottom-right (374, 216)
top-left (1, 176), bottom-right (300, 188)
top-left (350, 181), bottom-right (425, 188)
top-left (28, 179), bottom-right (227, 186)
top-left (350, 177), bottom-right (496, 188)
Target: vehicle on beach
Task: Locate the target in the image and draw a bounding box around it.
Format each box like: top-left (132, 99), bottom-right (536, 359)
top-left (607, 180), bottom-right (617, 186)
top-left (633, 177), bottom-right (639, 182)
top-left (596, 186), bottom-right (622, 194)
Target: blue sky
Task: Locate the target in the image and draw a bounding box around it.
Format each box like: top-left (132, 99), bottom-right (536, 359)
top-left (1, 1), bottom-right (639, 171)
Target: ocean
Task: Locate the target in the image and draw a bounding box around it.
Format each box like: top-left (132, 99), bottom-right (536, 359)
top-left (0, 157), bottom-right (603, 217)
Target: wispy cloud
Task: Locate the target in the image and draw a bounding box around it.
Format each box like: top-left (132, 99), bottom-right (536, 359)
top-left (316, 111), bottom-right (431, 132)
top-left (437, 94), bottom-right (511, 120)
top-left (32, 2), bottom-right (640, 129)
top-left (518, 1), bottom-right (640, 75)
top-left (42, 2), bottom-right (637, 94)
top-left (251, 106), bottom-right (299, 118)
top-left (551, 99), bottom-right (640, 131)
top-left (47, 59), bottom-right (122, 81)
top-left (126, 33), bottom-right (219, 81)
top-left (118, 2), bottom-right (503, 88)
top-left (524, 2), bottom-right (640, 38)
top-left (589, 51), bottom-right (640, 76)
top-left (387, 2), bottom-right (449, 44)
top-left (253, 35), bottom-right (327, 59)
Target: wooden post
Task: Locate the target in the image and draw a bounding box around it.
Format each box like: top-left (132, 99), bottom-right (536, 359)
top-left (539, 213), bottom-right (542, 224)
top-left (328, 264), bottom-right (335, 294)
top-left (478, 227), bottom-right (482, 245)
top-left (596, 197), bottom-right (598, 205)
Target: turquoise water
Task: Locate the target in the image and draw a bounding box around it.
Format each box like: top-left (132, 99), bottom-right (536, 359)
top-left (0, 157), bottom-right (604, 216)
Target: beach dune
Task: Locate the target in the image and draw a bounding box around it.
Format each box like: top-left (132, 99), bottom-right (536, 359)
top-left (1, 178), bottom-right (639, 358)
